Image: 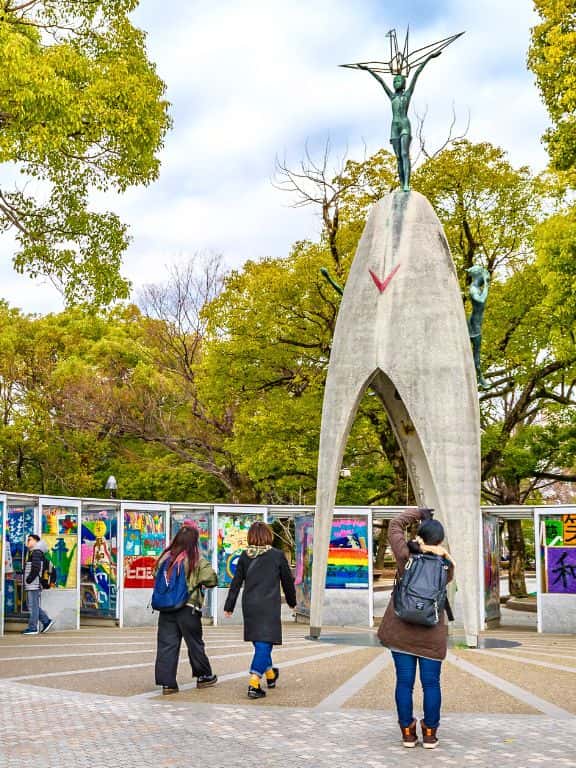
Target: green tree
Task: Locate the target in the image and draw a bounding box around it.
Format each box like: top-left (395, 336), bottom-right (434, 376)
top-left (533, 204), bottom-right (576, 358)
top-left (0, 1), bottom-right (170, 305)
top-left (0, 302), bottom-right (114, 493)
top-left (32, 258), bottom-right (238, 499)
top-left (529, 0), bottom-right (576, 175)
top-left (0, 300), bottom-right (230, 500)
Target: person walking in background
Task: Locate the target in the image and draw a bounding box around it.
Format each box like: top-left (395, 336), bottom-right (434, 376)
top-left (224, 521), bottom-right (296, 699)
top-left (378, 508), bottom-right (455, 749)
top-left (154, 523), bottom-right (218, 695)
top-left (22, 534), bottom-right (54, 635)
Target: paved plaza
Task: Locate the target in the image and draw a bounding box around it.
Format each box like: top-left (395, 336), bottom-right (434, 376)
top-left (0, 623), bottom-right (575, 767)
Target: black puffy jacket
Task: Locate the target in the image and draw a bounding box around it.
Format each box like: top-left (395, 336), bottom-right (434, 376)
top-left (224, 548), bottom-right (296, 645)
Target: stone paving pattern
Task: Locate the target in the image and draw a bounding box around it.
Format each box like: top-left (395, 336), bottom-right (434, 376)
top-left (0, 624), bottom-right (575, 767)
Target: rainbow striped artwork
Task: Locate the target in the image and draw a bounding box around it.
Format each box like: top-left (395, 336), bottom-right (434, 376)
top-left (326, 518), bottom-right (369, 589)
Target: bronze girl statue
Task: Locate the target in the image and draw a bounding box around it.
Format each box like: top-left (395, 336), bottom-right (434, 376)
top-left (342, 30), bottom-right (463, 191)
top-left (357, 52), bottom-right (441, 191)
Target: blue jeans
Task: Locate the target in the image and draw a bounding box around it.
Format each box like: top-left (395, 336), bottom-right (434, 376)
top-left (250, 641), bottom-right (273, 676)
top-left (391, 651), bottom-right (442, 728)
top-left (26, 590), bottom-right (51, 631)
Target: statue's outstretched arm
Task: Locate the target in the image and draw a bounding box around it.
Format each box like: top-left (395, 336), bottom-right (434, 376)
top-left (320, 267), bottom-right (344, 296)
top-left (405, 51), bottom-right (441, 102)
top-left (357, 64), bottom-right (394, 99)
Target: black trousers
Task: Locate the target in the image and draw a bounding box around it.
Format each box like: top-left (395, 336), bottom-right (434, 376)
top-left (155, 605), bottom-right (212, 687)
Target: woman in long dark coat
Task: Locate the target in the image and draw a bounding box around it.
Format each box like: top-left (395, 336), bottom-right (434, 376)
top-left (224, 521), bottom-right (296, 699)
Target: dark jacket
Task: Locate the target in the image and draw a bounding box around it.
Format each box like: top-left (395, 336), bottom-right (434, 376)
top-left (377, 509), bottom-right (454, 661)
top-left (24, 541), bottom-right (49, 591)
top-left (224, 547), bottom-right (296, 645)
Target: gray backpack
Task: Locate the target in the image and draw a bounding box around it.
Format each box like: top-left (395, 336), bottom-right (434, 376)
top-left (393, 553), bottom-right (453, 627)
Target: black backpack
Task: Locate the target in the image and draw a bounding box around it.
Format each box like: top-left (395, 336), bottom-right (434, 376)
top-left (393, 553), bottom-right (454, 627)
top-left (40, 555), bottom-right (57, 590)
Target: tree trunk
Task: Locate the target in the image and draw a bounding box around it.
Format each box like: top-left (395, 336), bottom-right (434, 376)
top-left (374, 521), bottom-right (390, 571)
top-left (507, 519), bottom-right (528, 597)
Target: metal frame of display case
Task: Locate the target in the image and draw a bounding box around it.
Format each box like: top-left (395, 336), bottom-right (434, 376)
top-left (332, 508), bottom-right (373, 628)
top-left (80, 500), bottom-right (122, 622)
top-left (39, 495), bottom-right (82, 631)
top-left (212, 505), bottom-right (265, 626)
top-left (478, 510), bottom-right (502, 629)
top-left (119, 500), bottom-right (170, 628)
top-left (3, 496), bottom-right (39, 628)
top-left (1, 491), bottom-right (574, 633)
top-left (534, 506), bottom-right (576, 634)
top-left (268, 506), bottom-right (374, 628)
top-left (0, 494), bottom-right (6, 636)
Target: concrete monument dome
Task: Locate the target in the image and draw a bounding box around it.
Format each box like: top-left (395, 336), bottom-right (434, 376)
top-left (311, 30), bottom-right (480, 647)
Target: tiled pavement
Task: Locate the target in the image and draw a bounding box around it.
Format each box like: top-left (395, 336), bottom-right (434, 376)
top-left (1, 682), bottom-right (575, 768)
top-left (0, 625), bottom-right (575, 767)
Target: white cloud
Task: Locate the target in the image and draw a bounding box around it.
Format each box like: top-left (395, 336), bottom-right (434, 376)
top-left (0, 233), bottom-right (62, 315)
top-left (0, 0), bottom-right (550, 313)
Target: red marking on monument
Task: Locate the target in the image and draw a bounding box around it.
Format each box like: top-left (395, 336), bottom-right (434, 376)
top-left (369, 264), bottom-right (401, 294)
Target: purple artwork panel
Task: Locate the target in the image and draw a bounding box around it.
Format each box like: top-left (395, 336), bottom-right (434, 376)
top-left (547, 547), bottom-right (576, 594)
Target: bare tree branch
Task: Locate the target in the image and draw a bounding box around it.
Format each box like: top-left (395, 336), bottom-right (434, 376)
top-left (273, 139), bottom-right (363, 268)
top-left (414, 102), bottom-right (470, 163)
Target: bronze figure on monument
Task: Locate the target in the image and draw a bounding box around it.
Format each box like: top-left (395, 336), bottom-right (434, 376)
top-left (341, 29), bottom-right (464, 191)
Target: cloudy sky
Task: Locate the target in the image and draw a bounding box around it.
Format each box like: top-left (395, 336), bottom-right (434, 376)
top-left (1, 0), bottom-right (549, 314)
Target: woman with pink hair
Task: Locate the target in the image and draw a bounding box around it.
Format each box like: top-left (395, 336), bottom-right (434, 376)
top-left (154, 524), bottom-right (218, 695)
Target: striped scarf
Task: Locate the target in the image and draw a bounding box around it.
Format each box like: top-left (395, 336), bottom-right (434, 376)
top-left (245, 545), bottom-right (272, 558)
